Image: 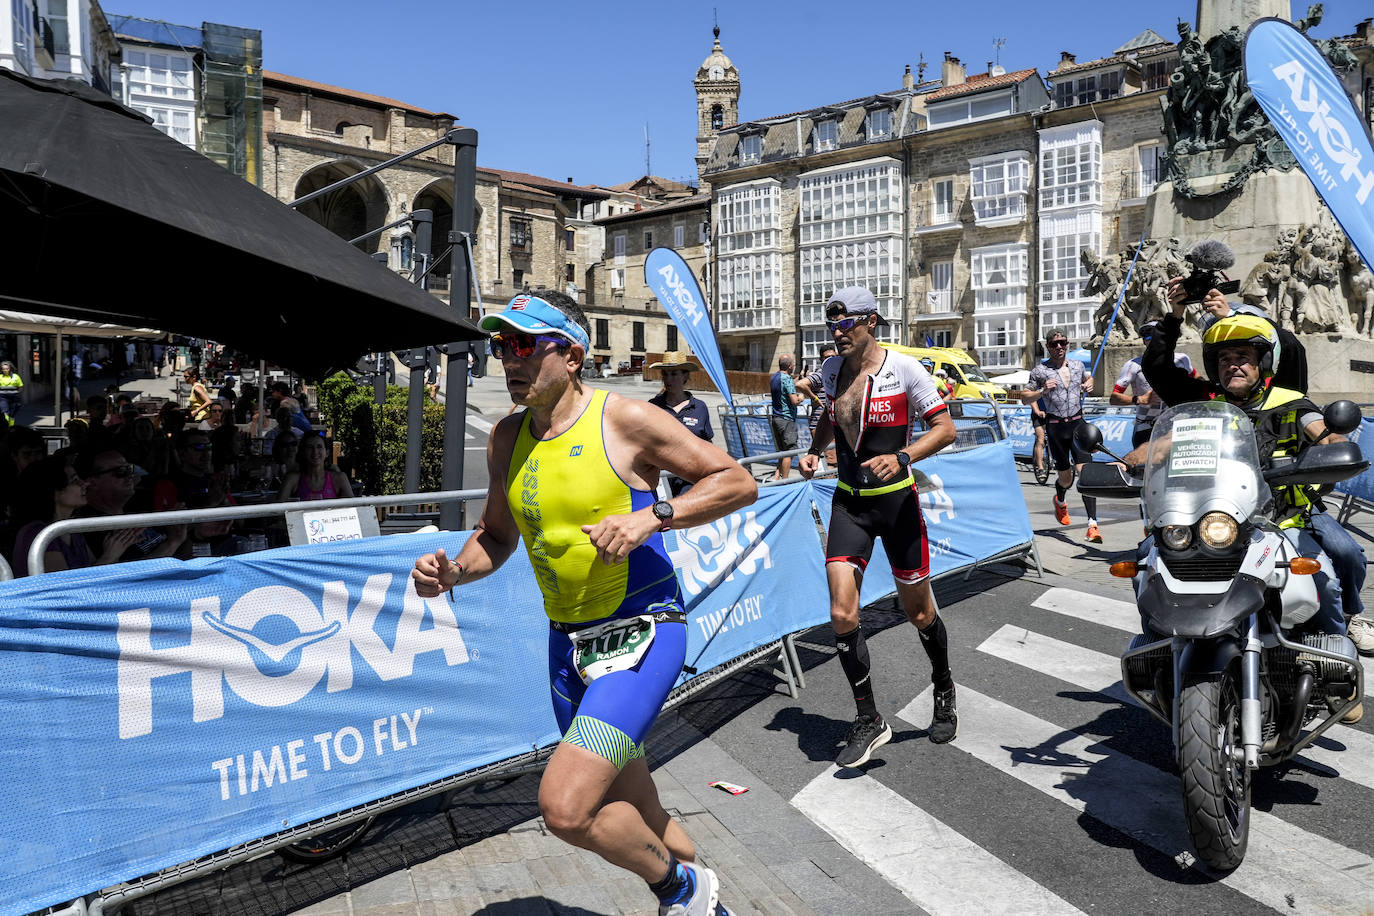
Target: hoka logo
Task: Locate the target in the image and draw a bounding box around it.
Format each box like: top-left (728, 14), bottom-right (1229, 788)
top-left (116, 575), bottom-right (469, 739)
top-left (667, 511), bottom-right (772, 597)
top-left (1272, 59), bottom-right (1374, 204)
top-left (655, 264), bottom-right (705, 327)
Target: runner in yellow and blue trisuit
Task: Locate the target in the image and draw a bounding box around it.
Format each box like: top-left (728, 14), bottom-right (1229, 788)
top-left (413, 290), bottom-right (755, 916)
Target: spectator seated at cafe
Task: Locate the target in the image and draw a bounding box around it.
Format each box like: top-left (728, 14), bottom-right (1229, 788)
top-left (151, 429), bottom-right (220, 512)
top-left (198, 399), bottom-right (228, 432)
top-left (263, 404), bottom-right (305, 451)
top-left (63, 417), bottom-right (90, 452)
top-left (267, 431), bottom-right (301, 490)
top-left (9, 453), bottom-right (139, 576)
top-left (74, 447), bottom-right (185, 563)
top-left (278, 431), bottom-right (353, 502)
top-left (117, 416), bottom-right (167, 479)
top-left (185, 481), bottom-right (236, 557)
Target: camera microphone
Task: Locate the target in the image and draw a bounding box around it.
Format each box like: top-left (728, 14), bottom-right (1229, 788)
top-left (1181, 239), bottom-right (1241, 304)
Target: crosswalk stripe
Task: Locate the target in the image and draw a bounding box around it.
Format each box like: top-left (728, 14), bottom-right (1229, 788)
top-left (977, 623), bottom-right (1374, 792)
top-left (1036, 587), bottom-right (1374, 685)
top-left (897, 686), bottom-right (1374, 913)
top-left (466, 413), bottom-right (494, 434)
top-left (1031, 587), bottom-right (1138, 632)
top-left (791, 765), bottom-right (1086, 916)
top-left (977, 624), bottom-right (1127, 696)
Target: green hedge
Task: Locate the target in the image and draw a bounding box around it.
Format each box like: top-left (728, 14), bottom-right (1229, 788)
top-left (316, 373), bottom-right (446, 495)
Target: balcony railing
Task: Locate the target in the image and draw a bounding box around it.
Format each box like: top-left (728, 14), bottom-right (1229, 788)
top-left (35, 17), bottom-right (56, 67)
top-left (1120, 165), bottom-right (1162, 201)
top-left (913, 200), bottom-right (962, 231)
top-left (924, 289), bottom-right (956, 315)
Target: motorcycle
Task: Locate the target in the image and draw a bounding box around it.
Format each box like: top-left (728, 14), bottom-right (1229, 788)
top-left (1075, 398), bottom-right (1367, 871)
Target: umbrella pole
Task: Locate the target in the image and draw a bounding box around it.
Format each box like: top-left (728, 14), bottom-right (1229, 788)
top-left (439, 131), bottom-right (478, 532)
top-left (258, 359), bottom-right (266, 439)
top-left (54, 331), bottom-right (63, 427)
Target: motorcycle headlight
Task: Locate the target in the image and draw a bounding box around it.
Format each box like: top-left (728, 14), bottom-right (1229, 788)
top-left (1199, 512), bottom-right (1239, 549)
top-left (1161, 525), bottom-right (1193, 550)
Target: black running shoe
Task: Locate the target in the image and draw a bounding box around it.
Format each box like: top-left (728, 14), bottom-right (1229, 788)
top-left (929, 686), bottom-right (959, 744)
top-left (836, 714), bottom-right (892, 768)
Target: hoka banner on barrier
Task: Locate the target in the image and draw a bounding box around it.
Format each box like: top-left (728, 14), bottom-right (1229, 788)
top-left (0, 532), bottom-right (563, 915)
top-left (645, 247), bottom-right (734, 406)
top-left (1335, 416), bottom-right (1374, 504)
top-left (997, 405), bottom-right (1134, 462)
top-left (0, 441), bottom-right (1032, 913)
top-left (667, 481), bottom-right (829, 683)
top-left (810, 439), bottom-right (1034, 606)
top-left (1245, 18), bottom-right (1374, 267)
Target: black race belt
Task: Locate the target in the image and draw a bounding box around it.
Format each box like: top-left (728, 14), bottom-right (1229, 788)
top-left (549, 609), bottom-right (686, 633)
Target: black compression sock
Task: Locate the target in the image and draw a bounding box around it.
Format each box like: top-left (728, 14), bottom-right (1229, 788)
top-left (1054, 482), bottom-right (1067, 501)
top-left (1081, 494), bottom-right (1098, 520)
top-left (648, 853), bottom-right (686, 902)
top-left (918, 615), bottom-right (954, 692)
top-left (835, 625), bottom-right (879, 719)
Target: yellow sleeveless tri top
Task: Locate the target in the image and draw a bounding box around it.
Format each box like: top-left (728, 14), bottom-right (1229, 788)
top-left (506, 388), bottom-right (678, 624)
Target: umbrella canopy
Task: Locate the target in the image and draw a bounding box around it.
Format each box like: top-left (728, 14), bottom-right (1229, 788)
top-left (0, 310), bottom-right (165, 339)
top-left (0, 69), bottom-right (482, 379)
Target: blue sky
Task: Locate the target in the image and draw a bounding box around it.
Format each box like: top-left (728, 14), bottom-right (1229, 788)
top-left (113, 1), bottom-right (1368, 188)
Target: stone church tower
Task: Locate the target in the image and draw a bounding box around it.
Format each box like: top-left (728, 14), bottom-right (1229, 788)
top-left (694, 26), bottom-right (739, 191)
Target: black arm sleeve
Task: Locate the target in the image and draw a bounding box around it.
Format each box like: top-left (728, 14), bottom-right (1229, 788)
top-left (1141, 314), bottom-right (1218, 406)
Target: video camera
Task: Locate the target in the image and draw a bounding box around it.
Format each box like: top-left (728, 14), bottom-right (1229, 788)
top-left (1180, 239), bottom-right (1242, 304)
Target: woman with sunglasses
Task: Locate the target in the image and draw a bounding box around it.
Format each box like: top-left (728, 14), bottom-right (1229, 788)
top-left (412, 290), bottom-right (754, 916)
top-left (184, 368), bottom-right (212, 422)
top-left (10, 454), bottom-right (140, 576)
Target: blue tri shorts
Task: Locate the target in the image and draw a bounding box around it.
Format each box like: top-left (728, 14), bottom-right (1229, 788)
top-left (547, 606), bottom-right (686, 769)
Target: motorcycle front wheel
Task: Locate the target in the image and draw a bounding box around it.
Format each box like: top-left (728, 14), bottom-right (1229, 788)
top-left (1179, 669), bottom-right (1250, 871)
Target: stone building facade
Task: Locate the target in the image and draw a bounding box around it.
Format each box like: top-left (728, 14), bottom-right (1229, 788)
top-left (590, 195), bottom-right (711, 372)
top-left (692, 19), bottom-right (1372, 375)
top-left (261, 71), bottom-right (610, 326)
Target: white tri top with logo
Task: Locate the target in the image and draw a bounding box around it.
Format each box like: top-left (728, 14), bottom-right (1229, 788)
top-left (820, 349), bottom-right (948, 490)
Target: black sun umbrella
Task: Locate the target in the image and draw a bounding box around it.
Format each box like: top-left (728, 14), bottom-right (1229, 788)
top-left (0, 69), bottom-right (482, 379)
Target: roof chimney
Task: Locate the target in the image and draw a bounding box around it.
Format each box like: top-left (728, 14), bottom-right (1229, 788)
top-left (1357, 18), bottom-right (1372, 41)
top-left (903, 63), bottom-right (914, 90)
top-left (941, 52), bottom-right (965, 88)
top-left (1057, 50), bottom-right (1076, 71)
top-left (567, 177), bottom-right (574, 183)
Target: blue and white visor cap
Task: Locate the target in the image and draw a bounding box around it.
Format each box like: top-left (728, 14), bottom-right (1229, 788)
top-left (479, 294), bottom-right (590, 349)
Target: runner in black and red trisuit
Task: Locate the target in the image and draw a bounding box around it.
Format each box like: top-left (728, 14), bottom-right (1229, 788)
top-left (800, 286), bottom-right (959, 769)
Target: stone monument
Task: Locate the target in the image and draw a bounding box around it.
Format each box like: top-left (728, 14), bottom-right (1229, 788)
top-left (1093, 0), bottom-right (1374, 400)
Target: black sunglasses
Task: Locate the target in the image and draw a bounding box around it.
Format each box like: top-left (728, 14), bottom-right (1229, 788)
top-left (1048, 340), bottom-right (1069, 348)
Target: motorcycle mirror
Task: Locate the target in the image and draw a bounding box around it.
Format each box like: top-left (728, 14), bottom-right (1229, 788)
top-left (1323, 400), bottom-right (1362, 437)
top-left (1073, 422), bottom-right (1104, 454)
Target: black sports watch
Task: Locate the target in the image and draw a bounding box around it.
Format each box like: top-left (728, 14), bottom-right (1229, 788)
top-left (651, 499), bottom-right (675, 530)
top-left (895, 451), bottom-right (911, 469)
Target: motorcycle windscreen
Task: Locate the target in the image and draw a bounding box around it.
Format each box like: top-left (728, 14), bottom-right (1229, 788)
top-left (1140, 401), bottom-right (1271, 529)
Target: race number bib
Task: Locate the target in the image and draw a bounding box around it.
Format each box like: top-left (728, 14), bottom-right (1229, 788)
top-left (570, 615), bottom-right (657, 685)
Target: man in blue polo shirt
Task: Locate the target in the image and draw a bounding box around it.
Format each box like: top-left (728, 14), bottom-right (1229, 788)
top-left (769, 354), bottom-right (800, 480)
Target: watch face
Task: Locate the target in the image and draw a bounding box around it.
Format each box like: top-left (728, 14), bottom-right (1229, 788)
top-left (653, 500), bottom-right (674, 520)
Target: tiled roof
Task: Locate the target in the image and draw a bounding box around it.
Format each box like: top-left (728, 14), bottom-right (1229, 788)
top-left (263, 71), bottom-right (454, 119)
top-left (595, 193), bottom-right (711, 225)
top-left (925, 68), bottom-right (1039, 102)
top-left (483, 168), bottom-right (609, 199)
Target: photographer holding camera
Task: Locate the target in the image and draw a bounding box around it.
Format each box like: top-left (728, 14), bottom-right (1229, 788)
top-left (1141, 248), bottom-right (1371, 664)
